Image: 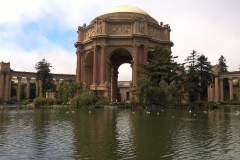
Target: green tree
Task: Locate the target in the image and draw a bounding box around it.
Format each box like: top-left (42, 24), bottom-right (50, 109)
top-left (35, 58), bottom-right (55, 97)
top-left (136, 45), bottom-right (182, 105)
top-left (196, 54), bottom-right (213, 100)
top-left (184, 50), bottom-right (200, 102)
top-left (218, 55), bottom-right (228, 72)
top-left (58, 81), bottom-right (83, 104)
top-left (218, 55), bottom-right (229, 100)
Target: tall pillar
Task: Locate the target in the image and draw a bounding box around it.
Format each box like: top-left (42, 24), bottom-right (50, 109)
top-left (210, 84), bottom-right (214, 101)
top-left (101, 45), bottom-right (106, 85)
top-left (76, 47), bottom-right (82, 82)
top-left (4, 74), bottom-right (9, 101)
top-left (133, 44), bottom-right (139, 85)
top-left (229, 78), bottom-right (233, 100)
top-left (111, 70), bottom-right (114, 101)
top-left (143, 45), bottom-right (148, 64)
top-left (26, 77), bottom-right (31, 98)
top-left (214, 76), bottom-right (219, 102)
top-left (8, 76), bottom-right (12, 100)
top-left (17, 77), bottom-right (22, 102)
top-left (207, 85), bottom-right (210, 101)
top-left (56, 79), bottom-right (60, 91)
top-left (92, 46), bottom-right (98, 86)
top-left (219, 78), bottom-right (224, 101)
top-left (36, 80), bottom-right (39, 97)
top-left (0, 74), bottom-right (4, 99)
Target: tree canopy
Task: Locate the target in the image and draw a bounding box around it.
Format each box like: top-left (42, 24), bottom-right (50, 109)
top-left (35, 58), bottom-right (55, 97)
top-left (136, 45), bottom-right (182, 106)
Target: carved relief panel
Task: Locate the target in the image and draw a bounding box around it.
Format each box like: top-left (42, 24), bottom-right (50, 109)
top-left (110, 25), bottom-right (132, 35)
top-left (85, 28), bottom-right (94, 40)
top-left (148, 26), bottom-right (161, 39)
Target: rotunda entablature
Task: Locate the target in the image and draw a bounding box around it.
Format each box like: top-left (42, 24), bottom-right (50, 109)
top-left (75, 5), bottom-right (173, 48)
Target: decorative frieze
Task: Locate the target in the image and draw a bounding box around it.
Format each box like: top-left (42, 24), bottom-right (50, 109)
top-left (148, 26), bottom-right (161, 39)
top-left (110, 25), bottom-right (132, 35)
top-left (86, 28), bottom-right (94, 39)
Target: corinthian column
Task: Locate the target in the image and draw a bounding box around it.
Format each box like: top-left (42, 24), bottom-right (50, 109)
top-left (76, 46), bottom-right (82, 82)
top-left (229, 78), bottom-right (233, 100)
top-left (17, 77), bottom-right (22, 101)
top-left (101, 44), bottom-right (106, 85)
top-left (93, 45), bottom-right (98, 86)
top-left (4, 74), bottom-right (9, 101)
top-left (219, 78), bottom-right (224, 101)
top-left (214, 76), bottom-right (219, 102)
top-left (133, 44), bottom-right (139, 85)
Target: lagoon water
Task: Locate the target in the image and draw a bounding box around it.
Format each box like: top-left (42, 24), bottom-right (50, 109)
top-left (0, 105), bottom-right (240, 159)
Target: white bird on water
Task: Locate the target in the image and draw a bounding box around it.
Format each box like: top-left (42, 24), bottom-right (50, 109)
top-left (89, 111), bottom-right (92, 114)
top-left (189, 110), bottom-right (191, 113)
top-left (157, 112), bottom-right (159, 115)
top-left (66, 111), bottom-right (69, 114)
top-left (146, 111), bottom-right (150, 114)
top-left (132, 112), bottom-right (135, 114)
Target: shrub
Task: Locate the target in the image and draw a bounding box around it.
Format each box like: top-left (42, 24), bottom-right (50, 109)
top-left (71, 91), bottom-right (98, 108)
top-left (6, 99), bottom-right (16, 104)
top-left (193, 100), bottom-right (207, 107)
top-left (22, 99), bottom-right (30, 105)
top-left (95, 101), bottom-right (108, 108)
top-left (34, 97), bottom-right (56, 107)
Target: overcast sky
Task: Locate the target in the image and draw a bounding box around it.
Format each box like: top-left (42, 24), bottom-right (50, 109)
top-left (0, 0), bottom-right (239, 81)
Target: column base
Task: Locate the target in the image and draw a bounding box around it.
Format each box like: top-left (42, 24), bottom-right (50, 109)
top-left (90, 84), bottom-right (98, 90)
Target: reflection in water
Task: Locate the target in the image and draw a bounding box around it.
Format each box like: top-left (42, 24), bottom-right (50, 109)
top-left (115, 111), bottom-right (135, 159)
top-left (1, 106), bottom-right (240, 159)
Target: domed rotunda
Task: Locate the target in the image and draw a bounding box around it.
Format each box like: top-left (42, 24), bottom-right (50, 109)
top-left (75, 5), bottom-right (173, 101)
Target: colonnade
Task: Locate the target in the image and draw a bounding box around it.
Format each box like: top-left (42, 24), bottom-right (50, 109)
top-left (208, 76), bottom-right (239, 102)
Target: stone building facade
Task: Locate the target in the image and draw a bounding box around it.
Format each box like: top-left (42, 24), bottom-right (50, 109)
top-left (75, 5), bottom-right (173, 101)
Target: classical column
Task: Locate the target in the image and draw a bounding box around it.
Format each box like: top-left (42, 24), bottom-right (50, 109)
top-left (26, 77), bottom-right (31, 99)
top-left (143, 45), bottom-right (148, 64)
top-left (93, 45), bottom-right (98, 86)
top-left (207, 85), bottom-right (210, 101)
top-left (8, 76), bottom-right (12, 100)
top-left (4, 74), bottom-right (9, 101)
top-left (36, 80), bottom-right (39, 97)
top-left (214, 76), bottom-right (219, 102)
top-left (210, 84), bottom-right (214, 101)
top-left (17, 77), bottom-right (22, 102)
top-left (229, 78), bottom-right (233, 100)
top-left (111, 70), bottom-right (114, 101)
top-left (0, 74), bottom-right (4, 99)
top-left (133, 44), bottom-right (139, 85)
top-left (56, 79), bottom-right (60, 91)
top-left (76, 47), bottom-right (82, 82)
top-left (101, 45), bottom-right (106, 85)
top-left (219, 78), bottom-right (224, 101)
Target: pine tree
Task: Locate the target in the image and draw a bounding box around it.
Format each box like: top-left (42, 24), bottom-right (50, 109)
top-left (136, 45), bottom-right (182, 105)
top-left (196, 54), bottom-right (213, 100)
top-left (218, 55), bottom-right (228, 72)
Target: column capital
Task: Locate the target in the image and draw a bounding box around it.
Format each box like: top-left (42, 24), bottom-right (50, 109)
top-left (101, 44), bottom-right (107, 49)
top-left (133, 43), bottom-right (140, 50)
top-left (228, 77), bottom-right (233, 81)
top-left (26, 77), bottom-right (31, 81)
top-left (17, 77), bottom-right (22, 80)
top-left (76, 46), bottom-right (83, 55)
top-left (219, 77), bottom-right (224, 80)
top-left (92, 44), bottom-right (99, 51)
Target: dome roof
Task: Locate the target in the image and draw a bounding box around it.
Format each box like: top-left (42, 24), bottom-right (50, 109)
top-left (100, 5), bottom-right (149, 16)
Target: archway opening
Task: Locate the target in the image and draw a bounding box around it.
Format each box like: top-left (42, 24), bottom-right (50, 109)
top-left (109, 48), bottom-right (132, 102)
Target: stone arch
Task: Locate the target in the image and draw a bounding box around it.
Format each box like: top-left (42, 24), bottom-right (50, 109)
top-left (107, 48), bottom-right (133, 101)
top-left (83, 50), bottom-right (93, 89)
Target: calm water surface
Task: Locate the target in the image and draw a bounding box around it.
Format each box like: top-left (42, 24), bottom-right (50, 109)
top-left (0, 105), bottom-right (240, 159)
